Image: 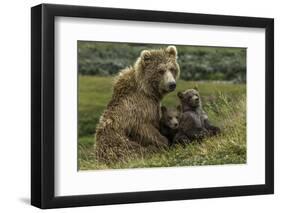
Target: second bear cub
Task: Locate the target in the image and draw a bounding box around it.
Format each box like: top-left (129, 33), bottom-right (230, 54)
top-left (160, 106), bottom-right (181, 145)
top-left (174, 87), bottom-right (220, 144)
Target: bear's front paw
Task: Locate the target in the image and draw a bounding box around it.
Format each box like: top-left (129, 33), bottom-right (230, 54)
top-left (156, 136), bottom-right (169, 148)
top-left (173, 136), bottom-right (191, 144)
top-left (208, 126), bottom-right (221, 136)
top-left (181, 138), bottom-right (191, 144)
top-left (213, 126), bottom-right (221, 135)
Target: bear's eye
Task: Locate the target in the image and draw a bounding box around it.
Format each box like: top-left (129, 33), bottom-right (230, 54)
top-left (170, 68), bottom-right (176, 73)
top-left (159, 69), bottom-right (165, 75)
top-left (168, 116), bottom-right (172, 120)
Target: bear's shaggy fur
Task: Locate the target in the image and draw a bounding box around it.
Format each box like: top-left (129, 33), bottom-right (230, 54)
top-left (95, 46), bottom-right (180, 164)
top-left (174, 88), bottom-right (220, 144)
top-left (160, 106), bottom-right (181, 145)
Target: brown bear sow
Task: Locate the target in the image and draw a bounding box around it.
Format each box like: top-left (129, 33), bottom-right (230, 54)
top-left (95, 46), bottom-right (180, 164)
top-left (174, 88), bottom-right (220, 144)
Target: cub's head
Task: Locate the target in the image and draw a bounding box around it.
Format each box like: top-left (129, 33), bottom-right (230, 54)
top-left (160, 106), bottom-right (182, 129)
top-left (135, 46), bottom-right (180, 98)
top-left (178, 86), bottom-right (201, 109)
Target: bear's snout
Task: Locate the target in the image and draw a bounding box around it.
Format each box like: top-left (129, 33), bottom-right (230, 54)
top-left (168, 82), bottom-right (176, 91)
top-left (163, 71), bottom-right (176, 92)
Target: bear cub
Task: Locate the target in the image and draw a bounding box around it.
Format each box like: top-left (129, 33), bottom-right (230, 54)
top-left (160, 106), bottom-right (182, 145)
top-left (174, 87), bottom-right (220, 144)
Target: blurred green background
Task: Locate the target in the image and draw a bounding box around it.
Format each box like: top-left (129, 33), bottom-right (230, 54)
top-left (78, 41), bottom-right (246, 82)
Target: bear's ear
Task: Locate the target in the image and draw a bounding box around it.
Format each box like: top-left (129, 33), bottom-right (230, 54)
top-left (193, 85), bottom-right (199, 91)
top-left (177, 105), bottom-right (182, 112)
top-left (177, 91), bottom-right (183, 99)
top-left (161, 106), bottom-right (167, 114)
top-left (166, 45), bottom-right (177, 57)
top-left (140, 50), bottom-right (151, 64)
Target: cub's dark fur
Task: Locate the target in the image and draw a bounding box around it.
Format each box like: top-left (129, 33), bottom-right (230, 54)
top-left (174, 87), bottom-right (220, 144)
top-left (160, 106), bottom-right (181, 145)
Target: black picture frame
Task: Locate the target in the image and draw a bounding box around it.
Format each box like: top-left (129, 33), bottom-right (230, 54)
top-left (31, 3), bottom-right (274, 209)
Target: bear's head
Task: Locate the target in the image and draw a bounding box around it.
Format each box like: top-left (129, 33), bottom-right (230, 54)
top-left (160, 105), bottom-right (182, 129)
top-left (135, 46), bottom-right (180, 99)
top-left (177, 86), bottom-right (201, 110)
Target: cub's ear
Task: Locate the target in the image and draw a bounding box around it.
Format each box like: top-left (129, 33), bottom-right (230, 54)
top-left (166, 45), bottom-right (177, 57)
top-left (177, 105), bottom-right (182, 112)
top-left (193, 85), bottom-right (199, 91)
top-left (177, 91), bottom-right (183, 99)
top-left (161, 106), bottom-right (167, 114)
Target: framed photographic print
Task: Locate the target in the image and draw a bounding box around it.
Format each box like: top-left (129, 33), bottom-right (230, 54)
top-left (31, 3), bottom-right (274, 209)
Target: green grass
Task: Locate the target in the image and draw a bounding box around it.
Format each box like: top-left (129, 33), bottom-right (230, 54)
top-left (78, 76), bottom-right (246, 170)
